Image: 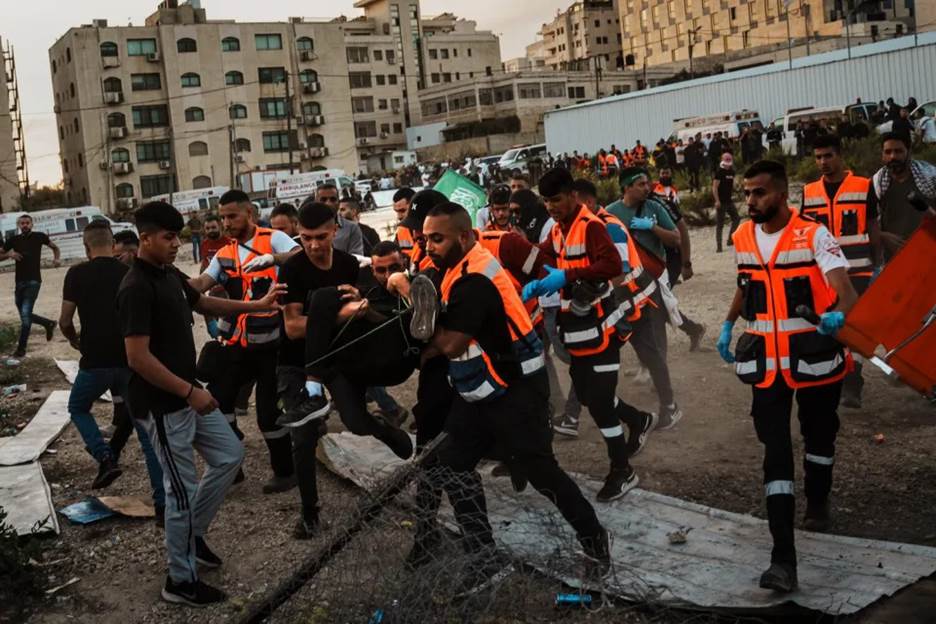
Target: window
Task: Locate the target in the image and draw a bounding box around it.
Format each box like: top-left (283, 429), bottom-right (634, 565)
top-left (376, 75), bottom-right (386, 86)
top-left (127, 39), bottom-right (157, 56)
top-left (393, 122), bottom-right (403, 134)
top-left (453, 49), bottom-right (458, 57)
top-left (595, 19), bottom-right (601, 27)
top-left (185, 107), bottom-right (205, 122)
top-left (52, 60), bottom-right (56, 74)
top-left (378, 98), bottom-right (388, 110)
top-left (111, 148), bottom-right (131, 163)
top-left (141, 175), bottom-right (175, 198)
top-left (103, 77), bottom-right (122, 93)
top-left (390, 98), bottom-right (400, 110)
top-left (255, 34), bottom-right (283, 50)
top-left (74, 118), bottom-right (80, 133)
top-left (259, 98), bottom-right (288, 119)
top-left (493, 85), bottom-right (514, 103)
top-left (136, 140), bottom-right (171, 162)
top-left (352, 97), bottom-right (374, 113)
top-left (67, 48), bottom-right (72, 63)
top-left (729, 6), bottom-right (737, 20)
top-left (70, 83), bottom-right (75, 98)
top-left (349, 72), bottom-right (372, 89)
top-left (302, 102), bottom-right (321, 116)
top-left (431, 73), bottom-right (440, 84)
top-left (262, 131), bottom-right (290, 152)
top-left (388, 74), bottom-right (398, 85)
top-left (543, 82), bottom-right (565, 98)
top-left (258, 67), bottom-right (286, 83)
top-left (518, 83), bottom-right (542, 99)
top-left (193, 176), bottom-right (212, 189)
top-left (115, 183), bottom-right (134, 198)
top-left (181, 73), bottom-right (201, 88)
top-left (100, 42), bottom-right (118, 57)
top-left (188, 141), bottom-right (209, 157)
top-left (440, 49), bottom-right (449, 59)
top-left (429, 49), bottom-right (438, 59)
top-left (225, 71), bottom-right (244, 85)
top-left (354, 121), bottom-right (377, 138)
top-left (468, 48), bottom-right (472, 57)
top-left (235, 138), bottom-right (251, 152)
top-left (380, 123), bottom-right (390, 135)
top-left (568, 85), bottom-right (586, 99)
top-left (373, 49), bottom-right (383, 61)
top-left (299, 69), bottom-right (318, 84)
top-left (131, 73), bottom-right (161, 91)
top-left (308, 133), bottom-right (325, 148)
top-left (386, 50), bottom-right (395, 63)
top-left (107, 112), bottom-right (126, 128)
top-left (222, 37), bottom-right (240, 52)
top-left (177, 38), bottom-right (197, 53)
top-left (297, 37), bottom-right (314, 51)
top-left (132, 105), bottom-right (169, 128)
top-left (347, 47), bottom-right (369, 63)
top-left (478, 89), bottom-right (493, 105)
top-left (442, 73), bottom-right (452, 83)
top-left (229, 104), bottom-right (248, 119)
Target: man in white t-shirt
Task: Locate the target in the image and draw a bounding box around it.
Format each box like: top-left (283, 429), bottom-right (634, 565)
top-left (189, 190), bottom-right (301, 494)
top-left (716, 160), bottom-right (858, 594)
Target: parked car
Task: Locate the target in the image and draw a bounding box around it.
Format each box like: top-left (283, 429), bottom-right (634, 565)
top-left (498, 144), bottom-right (547, 173)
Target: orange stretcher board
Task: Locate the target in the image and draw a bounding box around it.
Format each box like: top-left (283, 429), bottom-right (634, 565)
top-left (837, 215), bottom-right (936, 400)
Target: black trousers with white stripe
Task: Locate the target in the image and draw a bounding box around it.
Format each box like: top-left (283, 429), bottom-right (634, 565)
top-left (751, 377), bottom-right (842, 566)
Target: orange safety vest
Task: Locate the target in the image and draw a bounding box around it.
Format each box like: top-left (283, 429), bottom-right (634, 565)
top-left (732, 210), bottom-right (850, 390)
top-left (214, 227), bottom-right (282, 349)
top-left (622, 152), bottom-right (634, 167)
top-left (801, 172), bottom-right (873, 292)
top-left (439, 243), bottom-right (545, 403)
top-left (652, 182), bottom-right (678, 204)
top-left (476, 229), bottom-right (543, 327)
top-left (633, 145), bottom-right (647, 159)
top-left (395, 225), bottom-right (415, 254)
top-left (594, 208), bottom-right (657, 323)
top-left (551, 205), bottom-right (629, 356)
top-left (597, 153), bottom-right (608, 176)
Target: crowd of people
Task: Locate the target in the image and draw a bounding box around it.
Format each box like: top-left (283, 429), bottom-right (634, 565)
top-left (1, 124), bottom-right (932, 608)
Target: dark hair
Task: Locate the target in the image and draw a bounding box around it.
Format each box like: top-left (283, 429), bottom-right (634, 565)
top-left (134, 201), bottom-right (184, 234)
top-left (339, 197), bottom-right (361, 213)
top-left (392, 187), bottom-right (415, 203)
top-left (538, 167), bottom-right (574, 197)
top-left (570, 178), bottom-right (597, 198)
top-left (371, 240), bottom-right (401, 257)
top-left (316, 182), bottom-right (338, 194)
top-left (113, 230), bottom-right (139, 246)
top-left (83, 218), bottom-right (112, 233)
top-left (204, 213), bottom-right (221, 224)
top-left (298, 200), bottom-right (337, 229)
top-left (488, 184), bottom-right (512, 206)
top-left (270, 203), bottom-right (298, 220)
top-left (509, 171), bottom-right (531, 183)
top-left (743, 160), bottom-right (788, 189)
top-left (880, 132), bottom-right (911, 150)
top-left (618, 167), bottom-right (649, 187)
top-left (83, 219), bottom-right (113, 247)
top-left (218, 189), bottom-right (250, 206)
top-left (425, 201), bottom-right (472, 232)
top-left (812, 134), bottom-right (842, 153)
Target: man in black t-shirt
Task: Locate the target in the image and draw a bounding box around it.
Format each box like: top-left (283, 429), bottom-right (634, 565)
top-left (117, 201), bottom-right (283, 608)
top-left (713, 153), bottom-right (741, 252)
top-left (276, 202), bottom-right (414, 539)
top-left (1, 214), bottom-right (60, 356)
top-left (59, 221), bottom-right (164, 515)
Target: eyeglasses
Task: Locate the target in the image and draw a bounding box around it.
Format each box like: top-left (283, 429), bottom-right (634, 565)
top-left (373, 263), bottom-right (404, 274)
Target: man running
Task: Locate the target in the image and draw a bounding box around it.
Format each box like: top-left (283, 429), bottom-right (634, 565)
top-left (1, 215), bottom-right (60, 357)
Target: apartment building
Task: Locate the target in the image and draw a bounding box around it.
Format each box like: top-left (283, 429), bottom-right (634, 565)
top-left (49, 0), bottom-right (501, 213)
top-left (1, 36), bottom-right (25, 212)
top-left (619, 0), bottom-right (917, 69)
top-left (533, 1), bottom-right (624, 70)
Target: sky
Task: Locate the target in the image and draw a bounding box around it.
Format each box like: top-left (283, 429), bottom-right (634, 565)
top-left (3, 0), bottom-right (572, 187)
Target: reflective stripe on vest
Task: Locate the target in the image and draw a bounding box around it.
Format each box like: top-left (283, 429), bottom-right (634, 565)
top-left (596, 208), bottom-right (652, 322)
top-left (214, 228), bottom-right (281, 348)
top-left (732, 210), bottom-right (849, 390)
top-left (476, 230), bottom-right (543, 326)
top-left (395, 225), bottom-right (415, 251)
top-left (801, 173), bottom-right (873, 279)
top-left (440, 244), bottom-right (544, 403)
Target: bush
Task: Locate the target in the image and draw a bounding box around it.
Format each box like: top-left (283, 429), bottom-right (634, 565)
top-left (0, 324), bottom-right (16, 355)
top-left (571, 169), bottom-right (621, 207)
top-left (0, 506), bottom-right (46, 619)
top-left (680, 189), bottom-right (716, 226)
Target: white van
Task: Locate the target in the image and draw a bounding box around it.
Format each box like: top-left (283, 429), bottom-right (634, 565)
top-left (772, 107), bottom-right (849, 154)
top-left (271, 170), bottom-right (354, 206)
top-left (670, 110), bottom-right (763, 142)
top-left (0, 207), bottom-right (136, 263)
top-left (151, 186), bottom-right (230, 217)
top-left (498, 144), bottom-right (548, 173)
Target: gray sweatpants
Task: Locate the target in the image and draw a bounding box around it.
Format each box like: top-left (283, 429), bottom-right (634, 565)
top-left (142, 407), bottom-right (244, 584)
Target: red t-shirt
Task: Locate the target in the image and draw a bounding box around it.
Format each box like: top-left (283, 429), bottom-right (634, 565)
top-left (199, 237), bottom-right (231, 272)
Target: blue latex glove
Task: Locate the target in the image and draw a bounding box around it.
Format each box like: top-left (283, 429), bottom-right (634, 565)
top-left (818, 311), bottom-right (845, 336)
top-left (539, 265), bottom-right (567, 295)
top-left (521, 280), bottom-right (544, 302)
top-left (717, 320), bottom-right (735, 363)
top-left (629, 215), bottom-right (656, 231)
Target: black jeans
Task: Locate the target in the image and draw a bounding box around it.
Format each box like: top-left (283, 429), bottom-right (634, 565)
top-left (716, 202), bottom-right (741, 251)
top-left (416, 374), bottom-right (603, 552)
top-left (751, 378), bottom-right (842, 567)
top-left (277, 366), bottom-right (326, 521)
top-left (687, 165), bottom-right (702, 192)
top-left (630, 292), bottom-right (675, 407)
top-left (208, 346), bottom-right (294, 477)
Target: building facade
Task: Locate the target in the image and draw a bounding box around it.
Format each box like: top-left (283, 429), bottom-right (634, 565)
top-left (535, 1), bottom-right (624, 70)
top-left (1, 36), bottom-right (24, 212)
top-left (49, 0), bottom-right (500, 213)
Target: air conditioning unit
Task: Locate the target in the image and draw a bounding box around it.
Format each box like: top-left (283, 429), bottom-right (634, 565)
top-left (308, 147), bottom-right (328, 158)
top-left (299, 50), bottom-right (317, 62)
top-left (117, 198), bottom-right (138, 210)
top-left (158, 160), bottom-right (172, 170)
top-left (99, 161), bottom-right (109, 170)
top-left (104, 91), bottom-right (123, 104)
top-left (112, 162), bottom-right (131, 174)
top-left (302, 82), bottom-right (320, 94)
top-left (234, 154), bottom-right (245, 163)
top-left (102, 56), bottom-right (120, 69)
top-left (307, 114), bottom-right (324, 126)
top-left (379, 132), bottom-right (388, 139)
top-left (146, 52), bottom-right (160, 63)
top-left (109, 126), bottom-right (127, 139)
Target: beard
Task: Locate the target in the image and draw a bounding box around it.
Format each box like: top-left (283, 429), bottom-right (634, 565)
top-left (749, 203), bottom-right (779, 224)
top-left (206, 231), bottom-right (220, 239)
top-left (886, 157), bottom-right (909, 174)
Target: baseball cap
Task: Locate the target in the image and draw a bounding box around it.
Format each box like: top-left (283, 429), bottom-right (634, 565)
top-left (400, 189), bottom-right (448, 231)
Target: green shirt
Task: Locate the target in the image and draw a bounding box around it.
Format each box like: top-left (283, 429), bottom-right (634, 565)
top-left (606, 197), bottom-right (676, 261)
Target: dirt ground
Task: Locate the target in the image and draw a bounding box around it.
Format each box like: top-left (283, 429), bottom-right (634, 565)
top-left (2, 226), bottom-right (935, 624)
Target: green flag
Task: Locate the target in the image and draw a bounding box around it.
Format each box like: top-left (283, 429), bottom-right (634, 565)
top-left (433, 170), bottom-right (487, 221)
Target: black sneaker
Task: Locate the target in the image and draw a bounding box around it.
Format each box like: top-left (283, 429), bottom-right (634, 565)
top-left (409, 274), bottom-right (439, 342)
top-left (803, 499), bottom-right (831, 533)
top-left (276, 392), bottom-right (330, 428)
top-left (262, 474), bottom-right (298, 494)
top-left (195, 536), bottom-right (222, 569)
top-left (45, 323), bottom-right (55, 342)
top-left (759, 562), bottom-right (798, 593)
top-left (453, 550), bottom-right (514, 598)
top-left (406, 531), bottom-right (443, 569)
top-left (579, 526), bottom-right (612, 574)
top-left (656, 403), bottom-right (683, 431)
top-left (161, 576), bottom-right (227, 607)
top-left (91, 457), bottom-right (123, 489)
top-left (596, 467), bottom-right (639, 503)
top-left (380, 426), bottom-right (414, 460)
top-left (12, 349), bottom-right (25, 358)
top-left (625, 411), bottom-right (658, 457)
top-left (293, 515), bottom-right (321, 540)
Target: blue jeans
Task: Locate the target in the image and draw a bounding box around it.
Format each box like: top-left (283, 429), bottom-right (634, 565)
top-left (68, 367), bottom-right (165, 508)
top-left (14, 280), bottom-right (54, 353)
top-left (191, 234), bottom-right (202, 263)
top-left (367, 386), bottom-right (401, 414)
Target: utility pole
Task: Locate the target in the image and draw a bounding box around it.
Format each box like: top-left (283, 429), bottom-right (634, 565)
top-left (228, 125), bottom-right (235, 191)
top-left (593, 55), bottom-right (602, 97)
top-left (284, 70), bottom-right (295, 175)
top-left (688, 26), bottom-right (701, 79)
top-left (802, 1), bottom-right (811, 56)
top-left (786, 4), bottom-right (794, 69)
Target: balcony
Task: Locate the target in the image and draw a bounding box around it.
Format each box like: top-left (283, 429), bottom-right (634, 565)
top-left (307, 146), bottom-right (328, 158)
top-left (109, 126), bottom-right (127, 139)
top-left (102, 56), bottom-right (120, 69)
top-left (300, 50), bottom-right (318, 62)
top-left (104, 91), bottom-right (124, 105)
top-left (117, 197), bottom-right (138, 210)
top-left (112, 162), bottom-right (132, 175)
top-left (302, 81), bottom-right (321, 94)
top-left (303, 114), bottom-right (324, 126)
